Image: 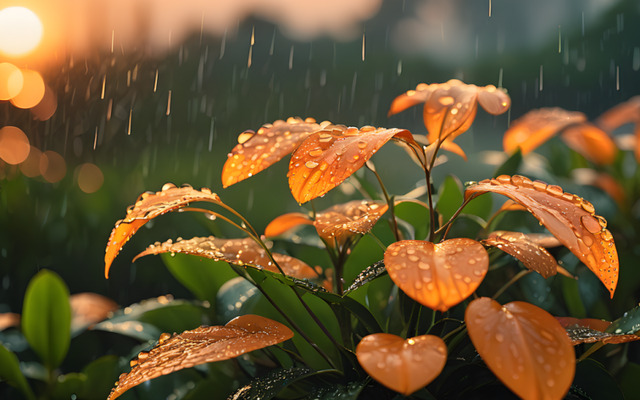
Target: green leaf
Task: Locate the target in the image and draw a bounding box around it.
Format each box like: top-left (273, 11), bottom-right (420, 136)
top-left (52, 373), bottom-right (86, 400)
top-left (493, 147), bottom-right (522, 177)
top-left (572, 359), bottom-right (624, 400)
top-left (617, 362), bottom-right (640, 399)
top-left (606, 305), bottom-right (640, 335)
top-left (562, 276), bottom-right (586, 319)
top-left (344, 260), bottom-right (387, 294)
top-left (229, 367), bottom-right (312, 400)
top-left (436, 175), bottom-right (463, 224)
top-left (461, 190), bottom-right (492, 221)
top-left (80, 355), bottom-right (121, 400)
top-left (394, 200), bottom-right (430, 240)
top-left (0, 344), bottom-right (35, 400)
top-left (309, 381), bottom-right (367, 399)
top-left (139, 302), bottom-right (209, 334)
top-left (21, 269), bottom-right (71, 369)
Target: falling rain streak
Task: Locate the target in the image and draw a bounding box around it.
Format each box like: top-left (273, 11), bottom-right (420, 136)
top-left (127, 108), bottom-right (133, 135)
top-left (166, 90), bottom-right (172, 116)
top-left (289, 45), bottom-right (294, 70)
top-left (362, 30), bottom-right (366, 61)
top-left (153, 69), bottom-right (158, 92)
top-left (101, 75), bottom-right (106, 99)
top-left (247, 26), bottom-right (255, 68)
top-left (488, 0), bottom-right (492, 17)
top-left (539, 66), bottom-right (543, 91)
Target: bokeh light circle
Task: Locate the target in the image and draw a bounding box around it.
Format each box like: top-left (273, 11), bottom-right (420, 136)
top-left (0, 126), bottom-right (30, 165)
top-left (0, 62), bottom-right (23, 100)
top-left (76, 163), bottom-right (104, 193)
top-left (19, 146), bottom-right (42, 177)
top-left (39, 150), bottom-right (66, 183)
top-left (10, 69), bottom-right (45, 109)
top-left (0, 7), bottom-right (43, 57)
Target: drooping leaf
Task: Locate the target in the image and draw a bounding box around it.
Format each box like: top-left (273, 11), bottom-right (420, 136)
top-left (465, 175), bottom-right (619, 297)
top-left (503, 108), bottom-right (587, 155)
top-left (222, 117), bottom-right (327, 188)
top-left (229, 367), bottom-right (312, 400)
top-left (133, 236), bottom-right (317, 279)
top-left (482, 231), bottom-right (560, 278)
top-left (344, 260), bottom-right (387, 294)
top-left (287, 125), bottom-right (417, 203)
top-left (384, 239), bottom-right (489, 311)
top-left (21, 270), bottom-right (71, 369)
top-left (70, 292), bottom-right (118, 333)
top-left (465, 297), bottom-right (575, 400)
top-left (107, 315), bottom-right (294, 400)
top-left (104, 184), bottom-right (223, 278)
top-left (313, 200), bottom-right (389, 246)
top-left (264, 212), bottom-right (313, 237)
top-left (356, 333), bottom-right (446, 395)
top-left (556, 317), bottom-right (640, 345)
top-left (388, 83), bottom-right (437, 116)
top-left (0, 344), bottom-right (35, 400)
top-left (560, 123), bottom-right (617, 165)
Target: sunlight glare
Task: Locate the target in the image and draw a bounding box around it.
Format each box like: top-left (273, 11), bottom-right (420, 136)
top-left (0, 7), bottom-right (44, 57)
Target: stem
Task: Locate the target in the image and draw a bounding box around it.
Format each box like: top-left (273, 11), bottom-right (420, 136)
top-left (492, 270), bottom-right (532, 300)
top-left (425, 167), bottom-right (437, 242)
top-left (578, 342), bottom-right (605, 362)
top-left (367, 162), bottom-right (400, 241)
top-left (433, 195), bottom-right (475, 240)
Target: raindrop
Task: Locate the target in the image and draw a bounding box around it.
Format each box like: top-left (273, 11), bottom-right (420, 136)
top-left (166, 90), bottom-right (172, 116)
top-left (288, 45), bottom-right (294, 70)
top-left (361, 29), bottom-right (366, 61)
top-left (153, 68), bottom-right (159, 92)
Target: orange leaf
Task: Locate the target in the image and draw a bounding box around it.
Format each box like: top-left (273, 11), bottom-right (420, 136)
top-left (560, 123), bottom-right (617, 165)
top-left (596, 95), bottom-right (640, 132)
top-left (466, 298), bottom-right (575, 400)
top-left (132, 236), bottom-right (317, 279)
top-left (556, 317), bottom-right (640, 345)
top-left (287, 125), bottom-right (416, 204)
top-left (439, 139), bottom-right (467, 160)
top-left (384, 239), bottom-right (488, 311)
top-left (107, 315), bottom-right (293, 400)
top-left (314, 200), bottom-right (389, 247)
top-left (356, 333), bottom-right (446, 395)
top-left (387, 83), bottom-right (437, 116)
top-left (264, 212), bottom-right (313, 237)
top-left (221, 117), bottom-right (326, 188)
top-left (0, 313), bottom-right (20, 330)
top-left (465, 175), bottom-right (619, 297)
top-left (70, 293), bottom-right (118, 330)
top-left (482, 231), bottom-right (560, 278)
top-left (503, 108), bottom-right (586, 154)
top-left (104, 184), bottom-right (222, 278)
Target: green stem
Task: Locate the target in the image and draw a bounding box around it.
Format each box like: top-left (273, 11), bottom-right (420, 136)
top-left (492, 270), bottom-right (532, 300)
top-left (578, 342), bottom-right (605, 362)
top-left (433, 195), bottom-right (475, 240)
top-left (367, 162), bottom-right (400, 241)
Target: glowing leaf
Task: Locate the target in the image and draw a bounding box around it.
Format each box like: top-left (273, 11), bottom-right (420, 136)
top-left (387, 83), bottom-right (436, 116)
top-left (556, 317), bottom-right (640, 345)
top-left (133, 236), bottom-right (317, 279)
top-left (384, 239), bottom-right (488, 311)
top-left (70, 293), bottom-right (118, 331)
top-left (596, 95), bottom-right (640, 132)
top-left (439, 139), bottom-right (467, 160)
top-left (503, 108), bottom-right (586, 154)
top-left (465, 175), bottom-right (619, 297)
top-left (313, 200), bottom-right (389, 247)
top-left (466, 298), bottom-right (575, 400)
top-left (264, 212), bottom-right (313, 237)
top-left (222, 117), bottom-right (327, 188)
top-left (356, 333), bottom-right (446, 395)
top-left (560, 123), bottom-right (617, 165)
top-left (107, 315), bottom-right (294, 400)
top-left (483, 231), bottom-right (560, 278)
top-left (288, 125), bottom-right (417, 203)
top-left (0, 313), bottom-right (20, 330)
top-left (104, 184), bottom-right (222, 278)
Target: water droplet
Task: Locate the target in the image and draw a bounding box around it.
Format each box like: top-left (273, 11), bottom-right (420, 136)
top-left (305, 161), bottom-right (319, 168)
top-left (308, 149), bottom-right (323, 157)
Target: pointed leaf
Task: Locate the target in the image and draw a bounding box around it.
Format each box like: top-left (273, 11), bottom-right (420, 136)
top-left (133, 236), bottom-right (317, 279)
top-left (607, 305), bottom-right (640, 335)
top-left (465, 175), bottom-right (619, 297)
top-left (465, 297), bottom-right (575, 400)
top-left (314, 200), bottom-right (389, 246)
top-left (503, 108), bottom-right (587, 154)
top-left (0, 344), bottom-right (36, 400)
top-left (104, 184), bottom-right (222, 278)
top-left (344, 260), bottom-right (387, 294)
top-left (384, 239), bottom-right (489, 311)
top-left (107, 315), bottom-right (293, 400)
top-left (222, 117), bottom-right (326, 187)
top-left (356, 333), bottom-right (446, 395)
top-left (482, 231), bottom-right (560, 278)
top-left (288, 125), bottom-right (416, 203)
top-left (264, 212), bottom-right (313, 237)
top-left (556, 317), bottom-right (640, 345)
top-left (388, 83), bottom-right (437, 116)
top-left (560, 123), bottom-right (617, 165)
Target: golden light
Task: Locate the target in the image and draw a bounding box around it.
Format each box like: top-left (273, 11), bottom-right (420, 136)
top-left (0, 62), bottom-right (23, 100)
top-left (19, 146), bottom-right (42, 177)
top-left (30, 84), bottom-right (57, 121)
top-left (10, 69), bottom-right (44, 109)
top-left (0, 126), bottom-right (30, 165)
top-left (76, 163), bottom-right (104, 193)
top-left (0, 7), bottom-right (43, 57)
top-left (39, 150), bottom-right (66, 183)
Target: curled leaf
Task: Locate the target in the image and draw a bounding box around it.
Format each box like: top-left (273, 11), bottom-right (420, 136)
top-left (466, 298), bottom-right (575, 400)
top-left (104, 184), bottom-right (222, 278)
top-left (465, 175), bottom-right (619, 297)
top-left (133, 236), bottom-right (317, 279)
top-left (288, 125), bottom-right (417, 203)
top-left (556, 317), bottom-right (640, 345)
top-left (222, 117), bottom-right (327, 188)
top-left (314, 200), bottom-right (388, 247)
top-left (107, 315), bottom-right (294, 400)
top-left (356, 333), bottom-right (447, 395)
top-left (264, 212), bottom-right (313, 238)
top-left (482, 231), bottom-right (560, 278)
top-left (384, 239), bottom-right (488, 311)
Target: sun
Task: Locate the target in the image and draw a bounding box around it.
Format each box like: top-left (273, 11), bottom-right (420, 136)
top-left (0, 7), bottom-right (44, 57)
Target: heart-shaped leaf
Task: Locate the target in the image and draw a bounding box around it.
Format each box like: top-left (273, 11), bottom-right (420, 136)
top-left (133, 236), bottom-right (317, 279)
top-left (384, 239), bottom-right (489, 311)
top-left (560, 123), bottom-right (617, 165)
top-left (356, 333), bottom-right (446, 395)
top-left (107, 314), bottom-right (294, 400)
top-left (482, 231), bottom-right (560, 278)
top-left (465, 175), bottom-right (619, 297)
top-left (222, 117), bottom-right (327, 188)
top-left (466, 297), bottom-right (575, 400)
top-left (264, 212), bottom-right (313, 237)
top-left (313, 200), bottom-right (389, 247)
top-left (104, 184), bottom-right (222, 278)
top-left (556, 317), bottom-right (640, 345)
top-left (287, 125), bottom-right (417, 203)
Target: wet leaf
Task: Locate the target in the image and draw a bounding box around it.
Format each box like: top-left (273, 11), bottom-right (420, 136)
top-left (0, 344), bottom-right (35, 400)
top-left (556, 317), bottom-right (640, 345)
top-left (288, 125), bottom-right (417, 203)
top-left (356, 333), bottom-right (446, 395)
top-left (344, 260), bottom-right (387, 294)
top-left (503, 108), bottom-right (586, 155)
top-left (465, 175), bottom-right (619, 297)
top-left (107, 315), bottom-right (294, 400)
top-left (482, 231), bottom-right (560, 278)
top-left (229, 367), bottom-right (311, 400)
top-left (70, 292), bottom-right (118, 333)
top-left (133, 236), bottom-right (317, 279)
top-left (560, 123), bottom-right (617, 165)
top-left (607, 305), bottom-right (640, 336)
top-left (264, 212), bottom-right (313, 237)
top-left (313, 200), bottom-right (389, 246)
top-left (104, 184), bottom-right (222, 278)
top-left (222, 117), bottom-right (326, 188)
top-left (465, 297), bottom-right (575, 400)
top-left (384, 239), bottom-right (489, 311)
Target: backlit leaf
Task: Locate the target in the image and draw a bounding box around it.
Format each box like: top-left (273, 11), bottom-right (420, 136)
top-left (356, 333), bottom-right (446, 395)
top-left (556, 317), bottom-right (640, 345)
top-left (107, 314), bottom-right (294, 400)
top-left (503, 108), bottom-right (586, 154)
top-left (104, 184), bottom-right (222, 278)
top-left (482, 231), bottom-right (560, 278)
top-left (596, 95), bottom-right (640, 132)
top-left (384, 239), bottom-right (489, 311)
top-left (222, 117), bottom-right (326, 188)
top-left (264, 212), bottom-right (313, 237)
top-left (133, 236), bottom-right (317, 279)
top-left (313, 200), bottom-right (388, 246)
top-left (70, 292), bottom-right (118, 333)
top-left (560, 123), bottom-right (617, 165)
top-left (465, 297), bottom-right (575, 400)
top-left (288, 125), bottom-right (417, 203)
top-left (465, 175), bottom-right (618, 297)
